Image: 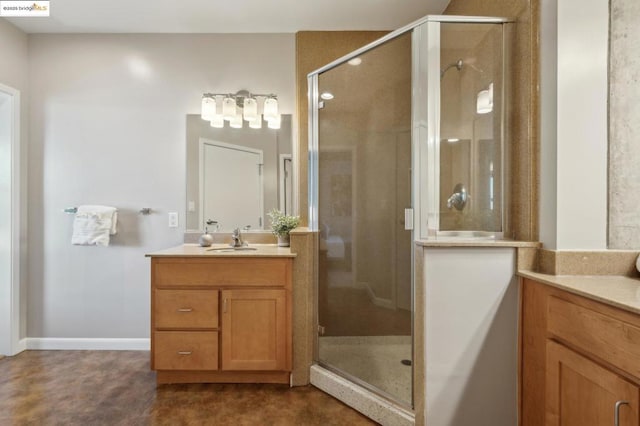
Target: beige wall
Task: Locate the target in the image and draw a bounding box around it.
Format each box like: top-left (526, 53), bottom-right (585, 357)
top-left (445, 0), bottom-right (538, 241)
top-left (27, 33), bottom-right (295, 340)
top-left (609, 0), bottom-right (640, 249)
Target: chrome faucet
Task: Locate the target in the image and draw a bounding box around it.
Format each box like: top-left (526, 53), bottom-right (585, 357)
top-left (230, 228), bottom-right (248, 248)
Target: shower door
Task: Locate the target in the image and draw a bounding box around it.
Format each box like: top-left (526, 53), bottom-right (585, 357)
top-left (312, 32), bottom-right (414, 406)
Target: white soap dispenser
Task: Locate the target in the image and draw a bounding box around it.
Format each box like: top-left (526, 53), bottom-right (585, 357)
top-left (199, 228), bottom-right (214, 247)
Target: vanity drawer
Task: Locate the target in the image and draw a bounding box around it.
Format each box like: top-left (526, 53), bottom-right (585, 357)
top-left (154, 331), bottom-right (219, 371)
top-left (548, 295), bottom-right (640, 377)
top-left (155, 289), bottom-right (218, 329)
top-left (153, 258), bottom-right (290, 288)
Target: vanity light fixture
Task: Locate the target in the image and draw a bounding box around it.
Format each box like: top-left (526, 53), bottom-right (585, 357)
top-left (263, 96), bottom-right (278, 121)
top-left (222, 96), bottom-right (237, 120)
top-left (476, 83), bottom-right (494, 114)
top-left (210, 114), bottom-right (224, 128)
top-left (201, 90), bottom-right (281, 130)
top-left (249, 116), bottom-right (262, 129)
top-left (267, 115), bottom-right (281, 130)
top-left (446, 138), bottom-right (460, 143)
top-left (320, 92), bottom-right (334, 100)
top-left (201, 96), bottom-right (216, 120)
top-left (229, 113), bottom-right (243, 129)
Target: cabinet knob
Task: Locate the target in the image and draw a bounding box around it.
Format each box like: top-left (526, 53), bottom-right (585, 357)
top-left (615, 400), bottom-right (629, 426)
top-left (176, 308), bottom-right (193, 313)
top-left (177, 351), bottom-right (192, 356)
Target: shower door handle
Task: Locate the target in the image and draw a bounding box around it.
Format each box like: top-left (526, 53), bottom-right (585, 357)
top-left (404, 208), bottom-right (414, 230)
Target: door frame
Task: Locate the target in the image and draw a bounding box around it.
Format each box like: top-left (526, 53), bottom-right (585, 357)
top-left (198, 138), bottom-right (264, 230)
top-left (0, 83), bottom-right (23, 356)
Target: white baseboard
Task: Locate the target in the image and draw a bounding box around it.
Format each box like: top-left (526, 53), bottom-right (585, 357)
top-left (359, 281), bottom-right (395, 310)
top-left (26, 338), bottom-right (150, 351)
top-left (16, 338), bottom-right (27, 353)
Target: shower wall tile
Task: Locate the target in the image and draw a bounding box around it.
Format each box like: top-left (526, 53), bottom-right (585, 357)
top-left (295, 31), bottom-right (388, 227)
top-left (517, 246), bottom-right (538, 271)
top-left (445, 0), bottom-right (538, 242)
top-left (609, 0), bottom-right (640, 249)
top-left (290, 228), bottom-right (316, 386)
top-left (537, 249), bottom-right (640, 277)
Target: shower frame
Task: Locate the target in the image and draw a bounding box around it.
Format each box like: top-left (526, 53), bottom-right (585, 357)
top-left (307, 14), bottom-right (512, 414)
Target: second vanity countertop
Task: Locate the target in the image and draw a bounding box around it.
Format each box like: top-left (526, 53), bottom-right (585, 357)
top-left (146, 243), bottom-right (297, 258)
top-left (519, 270), bottom-right (640, 315)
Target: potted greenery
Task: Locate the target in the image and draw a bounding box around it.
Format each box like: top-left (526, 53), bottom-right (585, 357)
top-left (268, 208), bottom-right (300, 247)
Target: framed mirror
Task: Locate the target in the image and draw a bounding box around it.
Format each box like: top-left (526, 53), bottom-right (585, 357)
top-left (186, 114), bottom-right (293, 232)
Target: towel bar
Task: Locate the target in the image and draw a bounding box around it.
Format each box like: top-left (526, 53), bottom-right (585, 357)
top-left (64, 207), bottom-right (152, 215)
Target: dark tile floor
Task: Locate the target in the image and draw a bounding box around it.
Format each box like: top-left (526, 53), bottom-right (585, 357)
top-left (0, 351), bottom-right (377, 425)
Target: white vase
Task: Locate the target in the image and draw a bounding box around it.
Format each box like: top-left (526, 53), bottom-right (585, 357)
top-left (277, 234), bottom-right (290, 247)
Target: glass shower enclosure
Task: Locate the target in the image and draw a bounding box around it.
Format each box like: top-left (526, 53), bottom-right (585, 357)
top-left (308, 15), bottom-right (510, 408)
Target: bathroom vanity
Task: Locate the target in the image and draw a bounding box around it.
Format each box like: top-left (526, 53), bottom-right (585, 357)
top-left (520, 272), bottom-right (640, 425)
top-left (146, 244), bottom-right (295, 385)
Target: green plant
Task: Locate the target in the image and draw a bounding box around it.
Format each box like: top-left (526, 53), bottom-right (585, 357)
top-left (267, 209), bottom-right (300, 237)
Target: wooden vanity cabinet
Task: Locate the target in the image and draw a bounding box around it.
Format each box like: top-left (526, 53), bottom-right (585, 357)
top-left (521, 278), bottom-right (640, 426)
top-left (150, 257), bottom-right (293, 385)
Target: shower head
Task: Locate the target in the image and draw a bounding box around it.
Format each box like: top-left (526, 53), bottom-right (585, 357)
top-left (440, 59), bottom-right (463, 78)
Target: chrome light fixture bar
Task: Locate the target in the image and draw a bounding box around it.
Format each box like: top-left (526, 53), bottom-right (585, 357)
top-left (201, 89), bottom-right (280, 129)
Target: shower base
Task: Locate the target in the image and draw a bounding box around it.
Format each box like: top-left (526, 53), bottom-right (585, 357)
top-left (318, 335), bottom-right (412, 404)
top-left (310, 364), bottom-right (414, 426)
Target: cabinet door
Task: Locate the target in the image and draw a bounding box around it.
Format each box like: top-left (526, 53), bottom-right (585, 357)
top-left (221, 289), bottom-right (287, 371)
top-left (546, 341), bottom-right (640, 426)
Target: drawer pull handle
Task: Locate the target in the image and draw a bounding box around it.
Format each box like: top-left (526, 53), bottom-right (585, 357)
top-left (177, 351), bottom-right (192, 356)
top-left (615, 400), bottom-right (629, 426)
top-left (223, 298), bottom-right (228, 313)
top-left (177, 308), bottom-right (193, 313)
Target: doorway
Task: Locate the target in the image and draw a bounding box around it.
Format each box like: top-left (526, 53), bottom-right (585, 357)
top-left (0, 83), bottom-right (21, 356)
top-left (199, 139), bottom-right (264, 231)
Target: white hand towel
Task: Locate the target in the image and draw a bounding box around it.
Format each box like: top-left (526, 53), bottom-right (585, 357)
top-left (71, 205), bottom-right (118, 246)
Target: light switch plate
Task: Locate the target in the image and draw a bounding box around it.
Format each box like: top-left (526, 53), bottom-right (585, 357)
top-left (168, 212), bottom-right (178, 228)
top-left (187, 201), bottom-right (196, 212)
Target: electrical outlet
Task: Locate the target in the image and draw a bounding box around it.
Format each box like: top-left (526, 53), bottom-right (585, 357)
top-left (168, 212), bottom-right (178, 228)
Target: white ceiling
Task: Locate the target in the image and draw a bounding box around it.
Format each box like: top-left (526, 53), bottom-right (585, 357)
top-left (6, 0), bottom-right (450, 33)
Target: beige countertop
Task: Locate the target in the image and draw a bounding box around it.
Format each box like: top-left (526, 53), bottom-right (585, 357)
top-left (417, 239), bottom-right (540, 248)
top-left (519, 270), bottom-right (640, 315)
top-left (146, 244), bottom-right (296, 258)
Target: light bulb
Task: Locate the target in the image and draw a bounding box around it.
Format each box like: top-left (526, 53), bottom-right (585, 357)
top-left (249, 116), bottom-right (262, 129)
top-left (210, 114), bottom-right (224, 128)
top-left (263, 97), bottom-right (278, 121)
top-left (230, 113), bottom-right (243, 129)
top-left (222, 96), bottom-right (236, 120)
top-left (201, 96), bottom-right (216, 120)
top-left (267, 114), bottom-right (281, 130)
top-left (243, 97), bottom-right (258, 121)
